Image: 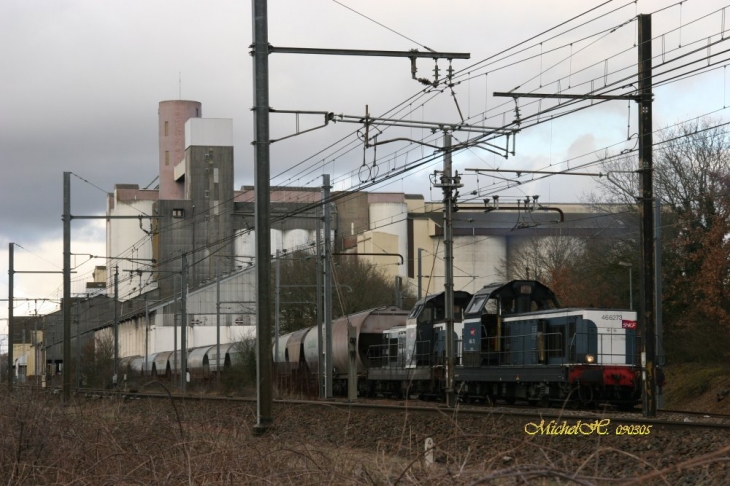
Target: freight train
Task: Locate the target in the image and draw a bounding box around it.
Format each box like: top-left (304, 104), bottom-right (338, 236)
top-left (274, 280), bottom-right (646, 409)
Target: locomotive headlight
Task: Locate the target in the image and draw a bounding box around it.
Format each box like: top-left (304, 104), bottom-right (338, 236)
top-left (585, 354), bottom-right (596, 364)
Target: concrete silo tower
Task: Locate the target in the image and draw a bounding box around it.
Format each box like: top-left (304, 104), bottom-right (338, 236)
top-left (158, 100), bottom-right (201, 200)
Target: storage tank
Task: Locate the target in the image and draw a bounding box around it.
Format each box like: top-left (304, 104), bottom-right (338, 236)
top-left (128, 356), bottom-right (145, 376)
top-left (283, 229), bottom-right (310, 251)
top-left (152, 351), bottom-right (173, 377)
top-left (208, 343), bottom-right (236, 373)
top-left (188, 346), bottom-right (213, 378)
top-left (271, 229), bottom-right (283, 253)
top-left (235, 231), bottom-right (256, 260)
top-left (369, 201), bottom-right (409, 277)
top-left (287, 306), bottom-right (407, 377)
top-left (142, 353), bottom-right (160, 375)
top-left (273, 335), bottom-right (290, 363)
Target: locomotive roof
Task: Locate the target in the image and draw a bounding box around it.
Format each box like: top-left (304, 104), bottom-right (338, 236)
top-left (414, 290), bottom-right (473, 307)
top-left (473, 280), bottom-right (553, 298)
top-left (474, 280), bottom-right (560, 307)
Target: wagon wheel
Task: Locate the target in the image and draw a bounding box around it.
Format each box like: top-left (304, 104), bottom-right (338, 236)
top-left (578, 386), bottom-right (594, 405)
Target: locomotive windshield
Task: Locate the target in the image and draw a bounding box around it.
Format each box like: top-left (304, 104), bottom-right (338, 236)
top-left (465, 296), bottom-right (498, 316)
top-left (417, 306), bottom-right (445, 324)
top-left (465, 296), bottom-right (487, 315)
top-left (408, 304), bottom-right (423, 319)
top-left (408, 301), bottom-right (449, 322)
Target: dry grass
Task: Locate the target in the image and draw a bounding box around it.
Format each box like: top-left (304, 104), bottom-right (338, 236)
top-left (1, 387), bottom-right (730, 485)
top-left (0, 390), bottom-right (362, 485)
top-left (0, 388), bottom-right (431, 485)
top-left (663, 362), bottom-right (730, 413)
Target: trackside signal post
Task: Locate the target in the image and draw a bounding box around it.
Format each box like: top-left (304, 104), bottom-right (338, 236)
top-left (322, 175), bottom-right (333, 398)
top-left (494, 14), bottom-right (657, 417)
top-left (251, 0), bottom-right (274, 434)
top-left (637, 14), bottom-right (657, 417)
top-left (432, 132), bottom-right (462, 408)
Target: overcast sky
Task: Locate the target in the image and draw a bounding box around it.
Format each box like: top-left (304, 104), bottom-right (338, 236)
top-left (2, 0), bottom-right (729, 329)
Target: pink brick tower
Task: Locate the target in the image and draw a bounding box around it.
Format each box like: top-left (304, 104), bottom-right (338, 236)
top-left (158, 100), bottom-right (201, 200)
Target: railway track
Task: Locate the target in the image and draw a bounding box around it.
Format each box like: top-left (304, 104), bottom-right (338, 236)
top-left (659, 408), bottom-right (730, 421)
top-left (20, 384), bottom-right (730, 431)
top-left (61, 386), bottom-right (730, 431)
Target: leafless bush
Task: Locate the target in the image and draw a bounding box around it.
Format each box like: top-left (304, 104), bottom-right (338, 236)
top-left (219, 337), bottom-right (257, 396)
top-left (79, 332), bottom-right (115, 389)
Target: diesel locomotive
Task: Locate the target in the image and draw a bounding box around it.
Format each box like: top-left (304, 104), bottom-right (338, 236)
top-left (274, 280), bottom-right (645, 408)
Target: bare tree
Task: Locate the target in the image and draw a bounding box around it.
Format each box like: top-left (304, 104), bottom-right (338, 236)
top-left (590, 118), bottom-right (729, 221)
top-left (500, 235), bottom-right (632, 309)
top-left (500, 236), bottom-right (585, 282)
top-left (80, 332), bottom-right (115, 388)
top-left (656, 119), bottom-right (729, 216)
top-left (586, 118), bottom-right (730, 360)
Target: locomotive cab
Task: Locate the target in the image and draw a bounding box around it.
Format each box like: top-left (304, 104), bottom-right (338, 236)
top-left (404, 291), bottom-right (473, 368)
top-left (462, 280), bottom-right (559, 366)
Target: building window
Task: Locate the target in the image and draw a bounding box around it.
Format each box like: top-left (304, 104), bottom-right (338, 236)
top-left (172, 208), bottom-right (184, 218)
top-left (165, 151), bottom-right (170, 166)
top-left (204, 190), bottom-right (210, 198)
top-left (164, 121), bottom-right (168, 136)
